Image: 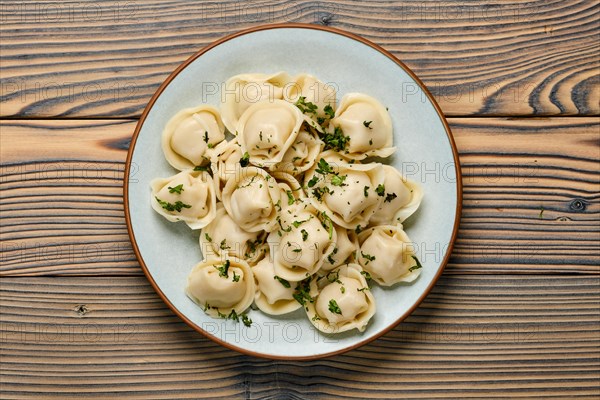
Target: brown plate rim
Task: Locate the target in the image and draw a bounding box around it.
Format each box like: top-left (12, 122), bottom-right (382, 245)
top-left (123, 22), bottom-right (463, 361)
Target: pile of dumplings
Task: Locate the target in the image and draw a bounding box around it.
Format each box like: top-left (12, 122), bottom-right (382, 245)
top-left (150, 72), bottom-right (423, 334)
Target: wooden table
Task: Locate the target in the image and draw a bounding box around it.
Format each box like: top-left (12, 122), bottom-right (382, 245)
top-left (1, 1), bottom-right (599, 398)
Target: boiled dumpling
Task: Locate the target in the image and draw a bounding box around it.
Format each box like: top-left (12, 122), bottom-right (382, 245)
top-left (328, 93), bottom-right (394, 159)
top-left (268, 201), bottom-right (337, 281)
top-left (150, 169), bottom-right (217, 229)
top-left (199, 204), bottom-right (266, 261)
top-left (209, 139), bottom-right (244, 200)
top-left (304, 151), bottom-right (385, 229)
top-left (286, 73), bottom-right (337, 123)
top-left (186, 257), bottom-right (255, 318)
top-left (369, 165), bottom-right (423, 226)
top-left (162, 105), bottom-right (225, 170)
top-left (357, 225), bottom-right (422, 286)
top-left (237, 99), bottom-right (308, 168)
top-left (221, 72), bottom-right (291, 133)
top-left (253, 252), bottom-right (302, 315)
top-left (306, 264), bottom-right (375, 333)
top-left (221, 167), bottom-right (280, 232)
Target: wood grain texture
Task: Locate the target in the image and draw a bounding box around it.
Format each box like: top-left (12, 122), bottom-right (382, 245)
top-left (1, 275), bottom-right (599, 399)
top-left (1, 0), bottom-right (598, 118)
top-left (1, 118), bottom-right (598, 276)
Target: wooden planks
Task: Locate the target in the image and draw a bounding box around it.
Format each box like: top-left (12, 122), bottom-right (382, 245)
top-left (1, 275), bottom-right (599, 399)
top-left (1, 0), bottom-right (598, 118)
top-left (1, 118), bottom-right (598, 276)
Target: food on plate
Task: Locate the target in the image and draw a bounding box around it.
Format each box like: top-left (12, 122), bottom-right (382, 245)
top-left (150, 72), bottom-right (424, 334)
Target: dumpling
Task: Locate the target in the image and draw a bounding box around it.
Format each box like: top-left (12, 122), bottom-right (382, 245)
top-left (268, 202), bottom-right (337, 282)
top-left (221, 167), bottom-right (280, 232)
top-left (304, 152), bottom-right (385, 229)
top-left (186, 257), bottom-right (255, 318)
top-left (270, 128), bottom-right (323, 176)
top-left (320, 225), bottom-right (359, 272)
top-left (221, 72), bottom-right (291, 133)
top-left (306, 264), bottom-right (375, 333)
top-left (285, 73), bottom-right (337, 123)
top-left (162, 105), bottom-right (225, 170)
top-left (237, 99), bottom-right (308, 168)
top-left (369, 165), bottom-right (424, 226)
top-left (357, 225), bottom-right (422, 286)
top-left (253, 251), bottom-right (302, 315)
top-left (209, 138), bottom-right (244, 200)
top-left (150, 169), bottom-right (217, 229)
top-left (199, 204), bottom-right (266, 261)
top-left (328, 93), bottom-right (394, 159)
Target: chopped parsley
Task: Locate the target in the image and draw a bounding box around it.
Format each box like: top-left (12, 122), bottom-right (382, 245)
top-left (361, 252), bottom-right (376, 264)
top-left (204, 233), bottom-right (212, 242)
top-left (193, 165), bottom-right (210, 172)
top-left (155, 197), bottom-right (191, 213)
top-left (274, 275), bottom-right (291, 288)
top-left (321, 126), bottom-right (350, 152)
top-left (324, 104), bottom-right (335, 119)
top-left (219, 239), bottom-right (230, 250)
top-left (330, 174), bottom-right (347, 187)
top-left (307, 175), bottom-right (319, 188)
top-left (239, 152), bottom-right (250, 167)
top-left (318, 211), bottom-right (334, 240)
top-left (312, 186), bottom-right (331, 201)
top-left (355, 225), bottom-right (363, 234)
top-left (232, 271), bottom-right (240, 282)
top-left (295, 96), bottom-right (318, 115)
top-left (375, 184), bottom-right (385, 197)
top-left (364, 186), bottom-right (370, 197)
top-left (241, 314), bottom-right (252, 327)
top-left (363, 120), bottom-right (373, 129)
top-left (357, 287), bottom-right (370, 292)
top-left (292, 248), bottom-right (302, 253)
top-left (327, 247), bottom-right (338, 264)
top-left (214, 260), bottom-right (230, 278)
top-left (361, 270), bottom-right (372, 281)
top-left (315, 158), bottom-right (332, 175)
top-left (203, 130), bottom-right (209, 143)
top-left (168, 184), bottom-right (184, 194)
top-left (408, 255), bottom-right (423, 272)
top-left (328, 299), bottom-right (342, 315)
top-left (385, 192), bottom-right (398, 203)
top-left (286, 190), bottom-right (295, 205)
top-left (292, 217), bottom-right (311, 228)
top-left (301, 229), bottom-right (309, 241)
top-left (293, 278), bottom-right (314, 307)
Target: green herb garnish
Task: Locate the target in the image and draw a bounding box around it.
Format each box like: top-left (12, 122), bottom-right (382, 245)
top-left (361, 251), bottom-right (376, 264)
top-left (375, 184), bottom-right (385, 197)
top-left (239, 152), bottom-right (250, 167)
top-left (215, 260), bottom-right (230, 278)
top-left (301, 229), bottom-right (308, 241)
top-left (295, 96), bottom-right (318, 115)
top-left (385, 193), bottom-right (397, 203)
top-left (328, 299), bottom-right (342, 315)
top-left (168, 184), bottom-right (184, 194)
top-left (363, 120), bottom-right (373, 129)
top-left (408, 255), bottom-right (423, 272)
top-left (274, 275), bottom-right (291, 288)
top-left (286, 190), bottom-right (295, 205)
top-left (155, 197), bottom-right (191, 213)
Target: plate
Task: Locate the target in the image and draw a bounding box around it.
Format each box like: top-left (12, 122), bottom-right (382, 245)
top-left (124, 23), bottom-right (462, 359)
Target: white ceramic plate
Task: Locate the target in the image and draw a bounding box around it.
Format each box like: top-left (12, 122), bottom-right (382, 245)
top-left (125, 23), bottom-right (462, 359)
